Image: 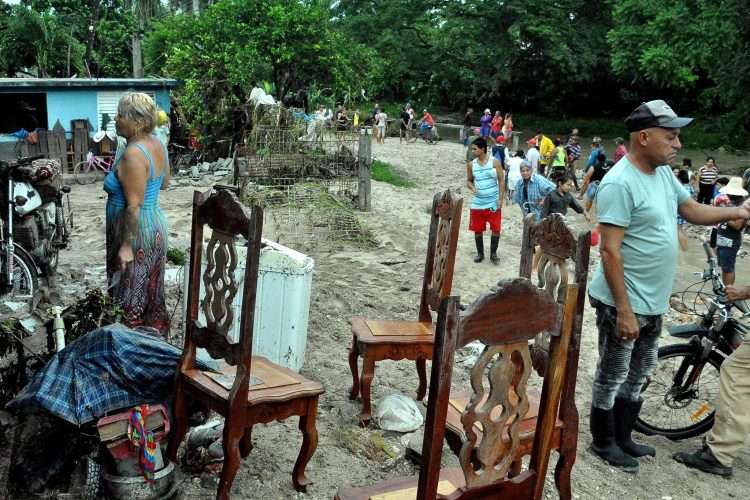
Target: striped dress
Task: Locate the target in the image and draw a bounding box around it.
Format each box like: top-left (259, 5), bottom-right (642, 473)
top-left (471, 155), bottom-right (500, 210)
top-left (104, 142), bottom-right (170, 334)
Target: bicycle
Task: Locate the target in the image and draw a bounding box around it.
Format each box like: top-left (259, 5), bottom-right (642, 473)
top-left (73, 152), bottom-right (114, 185)
top-left (168, 142), bottom-right (203, 175)
top-left (634, 242), bottom-right (749, 440)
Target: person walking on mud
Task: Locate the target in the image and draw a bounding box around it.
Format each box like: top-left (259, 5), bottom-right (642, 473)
top-left (462, 107), bottom-right (473, 146)
top-left (588, 99), bottom-right (750, 473)
top-left (466, 137), bottom-right (504, 264)
top-left (697, 156), bottom-right (720, 204)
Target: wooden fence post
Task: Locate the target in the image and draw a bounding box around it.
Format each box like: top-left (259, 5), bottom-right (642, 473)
top-left (357, 127), bottom-right (372, 211)
top-left (512, 131), bottom-right (521, 152)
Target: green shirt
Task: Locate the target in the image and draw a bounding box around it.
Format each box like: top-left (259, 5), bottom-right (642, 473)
top-left (589, 157), bottom-right (690, 315)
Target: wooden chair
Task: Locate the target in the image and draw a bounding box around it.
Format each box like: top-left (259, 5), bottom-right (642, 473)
top-left (167, 188), bottom-right (324, 500)
top-left (348, 189), bottom-right (463, 425)
top-left (336, 278), bottom-right (579, 500)
top-left (444, 213), bottom-right (590, 499)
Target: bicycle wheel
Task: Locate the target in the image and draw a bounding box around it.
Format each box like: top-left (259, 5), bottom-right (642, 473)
top-left (73, 161), bottom-right (96, 185)
top-left (1, 248), bottom-right (38, 303)
top-left (635, 344), bottom-right (724, 440)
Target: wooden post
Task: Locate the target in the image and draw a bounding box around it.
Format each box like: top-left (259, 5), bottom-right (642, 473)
top-left (357, 127), bottom-right (372, 212)
top-left (512, 131), bottom-right (521, 152)
top-left (48, 121), bottom-right (67, 172)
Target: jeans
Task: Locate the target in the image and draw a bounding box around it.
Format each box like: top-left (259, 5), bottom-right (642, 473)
top-left (590, 296), bottom-right (663, 410)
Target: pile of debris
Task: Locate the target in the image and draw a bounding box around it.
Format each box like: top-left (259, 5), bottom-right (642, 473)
top-left (171, 157), bottom-right (234, 187)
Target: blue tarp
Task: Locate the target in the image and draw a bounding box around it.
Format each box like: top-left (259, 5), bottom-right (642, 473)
top-left (8, 323), bottom-right (213, 425)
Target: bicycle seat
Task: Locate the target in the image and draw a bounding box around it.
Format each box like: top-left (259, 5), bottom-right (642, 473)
top-left (61, 185), bottom-right (71, 194)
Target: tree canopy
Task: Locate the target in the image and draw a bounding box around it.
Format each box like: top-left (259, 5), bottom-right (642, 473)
top-left (0, 0), bottom-right (748, 146)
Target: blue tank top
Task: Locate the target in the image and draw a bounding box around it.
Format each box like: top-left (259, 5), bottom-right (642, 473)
top-left (104, 140), bottom-right (168, 247)
top-left (471, 155), bottom-right (500, 210)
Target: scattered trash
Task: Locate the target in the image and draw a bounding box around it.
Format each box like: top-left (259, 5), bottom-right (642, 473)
top-left (374, 393), bottom-right (423, 433)
top-left (334, 423), bottom-right (399, 463)
top-left (187, 419), bottom-right (223, 450)
top-left (457, 340), bottom-right (485, 368)
top-left (401, 428), bottom-right (425, 465)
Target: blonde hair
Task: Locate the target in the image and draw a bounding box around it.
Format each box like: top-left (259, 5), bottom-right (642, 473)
top-left (117, 92), bottom-right (158, 136)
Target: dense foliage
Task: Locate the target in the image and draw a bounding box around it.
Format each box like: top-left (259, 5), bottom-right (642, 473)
top-left (0, 0), bottom-right (748, 145)
top-left (144, 0), bottom-right (383, 140)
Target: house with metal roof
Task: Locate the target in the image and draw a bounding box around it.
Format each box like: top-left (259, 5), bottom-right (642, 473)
top-left (0, 78), bottom-right (179, 158)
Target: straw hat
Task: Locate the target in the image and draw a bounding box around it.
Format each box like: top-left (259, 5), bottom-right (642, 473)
top-left (719, 177), bottom-right (748, 197)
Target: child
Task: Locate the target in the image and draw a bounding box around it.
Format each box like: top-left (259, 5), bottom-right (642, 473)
top-left (713, 177), bottom-right (748, 286)
top-left (466, 137), bottom-right (505, 264)
top-left (541, 174), bottom-right (589, 221)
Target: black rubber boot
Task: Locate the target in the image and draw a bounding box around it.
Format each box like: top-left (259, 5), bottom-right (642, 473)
top-left (590, 406), bottom-right (639, 472)
top-left (474, 233), bottom-right (484, 263)
top-left (614, 398), bottom-right (656, 458)
top-left (489, 234), bottom-right (500, 264)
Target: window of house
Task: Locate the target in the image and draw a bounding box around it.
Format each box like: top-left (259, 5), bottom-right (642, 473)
top-left (97, 91), bottom-right (155, 133)
top-left (0, 93), bottom-right (48, 134)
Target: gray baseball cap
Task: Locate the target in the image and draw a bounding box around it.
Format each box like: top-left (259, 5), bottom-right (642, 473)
top-left (624, 99), bottom-right (693, 132)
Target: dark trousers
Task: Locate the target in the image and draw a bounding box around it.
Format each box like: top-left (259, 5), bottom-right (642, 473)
top-left (590, 296), bottom-right (662, 410)
top-left (698, 182), bottom-right (714, 204)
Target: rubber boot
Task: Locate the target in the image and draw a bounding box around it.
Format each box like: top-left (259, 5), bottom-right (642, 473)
top-left (489, 234), bottom-right (500, 264)
top-left (614, 398), bottom-right (656, 458)
top-left (590, 406), bottom-right (639, 472)
top-left (474, 233), bottom-right (484, 263)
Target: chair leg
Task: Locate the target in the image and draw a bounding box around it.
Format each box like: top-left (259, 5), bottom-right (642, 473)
top-left (359, 355), bottom-right (376, 426)
top-left (167, 379), bottom-right (189, 462)
top-left (416, 358), bottom-right (427, 400)
top-left (348, 336), bottom-right (360, 400)
top-left (217, 419), bottom-right (244, 500)
top-left (292, 397), bottom-right (319, 492)
top-left (509, 459), bottom-right (522, 478)
top-left (240, 426), bottom-right (253, 458)
top-left (554, 447), bottom-right (576, 500)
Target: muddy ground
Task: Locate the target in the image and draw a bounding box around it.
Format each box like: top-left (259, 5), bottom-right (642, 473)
top-left (14, 137), bottom-right (750, 499)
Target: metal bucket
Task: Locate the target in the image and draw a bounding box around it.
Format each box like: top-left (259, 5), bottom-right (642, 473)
top-left (102, 461), bottom-right (178, 500)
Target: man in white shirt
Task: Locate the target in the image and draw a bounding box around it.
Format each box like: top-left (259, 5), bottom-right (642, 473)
top-left (526, 138), bottom-right (541, 173)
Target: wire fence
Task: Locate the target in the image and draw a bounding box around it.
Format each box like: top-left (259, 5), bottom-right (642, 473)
top-left (235, 123), bottom-right (372, 251)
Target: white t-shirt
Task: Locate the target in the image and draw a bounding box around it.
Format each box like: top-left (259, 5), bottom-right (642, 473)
top-left (377, 112), bottom-right (387, 127)
top-left (507, 157), bottom-right (524, 190)
top-left (526, 148), bottom-right (540, 171)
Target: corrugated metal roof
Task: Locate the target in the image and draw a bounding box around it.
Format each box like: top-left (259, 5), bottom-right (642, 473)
top-left (0, 78), bottom-right (180, 89)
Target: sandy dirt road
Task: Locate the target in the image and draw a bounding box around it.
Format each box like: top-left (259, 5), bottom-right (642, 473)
top-left (51, 138), bottom-right (749, 499)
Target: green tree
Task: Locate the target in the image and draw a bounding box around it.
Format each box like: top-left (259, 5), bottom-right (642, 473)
top-left (609, 0), bottom-right (749, 144)
top-left (0, 5), bottom-right (86, 77)
top-left (145, 0), bottom-right (383, 138)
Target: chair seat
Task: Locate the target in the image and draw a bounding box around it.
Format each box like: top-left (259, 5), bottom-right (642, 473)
top-left (445, 388), bottom-right (563, 446)
top-left (336, 468), bottom-right (465, 500)
top-left (351, 317), bottom-right (435, 345)
top-left (184, 356), bottom-right (324, 405)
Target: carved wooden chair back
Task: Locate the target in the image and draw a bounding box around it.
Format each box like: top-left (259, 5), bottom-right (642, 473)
top-left (180, 188), bottom-right (264, 402)
top-left (519, 212), bottom-right (590, 363)
top-left (416, 279), bottom-right (579, 499)
top-left (418, 189), bottom-right (463, 323)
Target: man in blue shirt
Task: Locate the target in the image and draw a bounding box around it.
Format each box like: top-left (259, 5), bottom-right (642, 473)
top-left (511, 162), bottom-right (555, 221)
top-left (588, 100), bottom-right (750, 473)
top-left (585, 136), bottom-right (605, 171)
